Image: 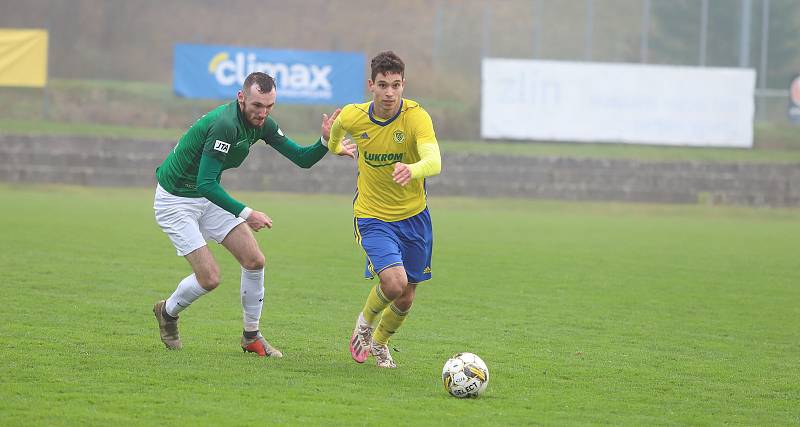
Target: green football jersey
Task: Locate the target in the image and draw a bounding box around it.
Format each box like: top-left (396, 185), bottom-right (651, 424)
top-left (156, 100), bottom-right (327, 216)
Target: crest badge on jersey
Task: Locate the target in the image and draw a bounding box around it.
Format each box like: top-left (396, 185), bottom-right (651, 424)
top-left (393, 130), bottom-right (405, 144)
top-left (214, 140), bottom-right (230, 153)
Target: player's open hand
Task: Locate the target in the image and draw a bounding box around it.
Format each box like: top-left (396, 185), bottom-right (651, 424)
top-left (392, 162), bottom-right (412, 186)
top-left (336, 138), bottom-right (356, 159)
top-left (246, 210), bottom-right (273, 232)
top-left (321, 108), bottom-right (342, 142)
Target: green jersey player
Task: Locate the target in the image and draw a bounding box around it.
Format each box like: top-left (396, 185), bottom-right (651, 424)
top-left (152, 72), bottom-right (355, 357)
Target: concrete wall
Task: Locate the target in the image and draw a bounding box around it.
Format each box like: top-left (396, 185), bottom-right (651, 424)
top-left (1, 135), bottom-right (799, 206)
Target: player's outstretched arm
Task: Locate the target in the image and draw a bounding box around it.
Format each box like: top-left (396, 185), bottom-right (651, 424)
top-left (267, 108), bottom-right (354, 167)
top-left (269, 137), bottom-right (328, 168)
top-left (321, 108), bottom-right (340, 143)
top-left (328, 138), bottom-right (356, 158)
top-left (322, 109), bottom-right (356, 159)
top-left (325, 109), bottom-right (356, 159)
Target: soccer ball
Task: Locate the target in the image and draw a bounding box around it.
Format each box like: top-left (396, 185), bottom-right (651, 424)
top-left (441, 352), bottom-right (489, 398)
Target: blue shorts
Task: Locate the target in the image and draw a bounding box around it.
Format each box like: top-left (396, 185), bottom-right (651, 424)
top-left (355, 208), bottom-right (433, 284)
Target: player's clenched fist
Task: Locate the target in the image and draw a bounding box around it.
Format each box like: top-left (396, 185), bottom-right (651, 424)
top-left (392, 162), bottom-right (412, 186)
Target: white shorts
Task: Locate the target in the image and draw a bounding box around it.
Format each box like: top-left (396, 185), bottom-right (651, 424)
top-left (153, 184), bottom-right (245, 256)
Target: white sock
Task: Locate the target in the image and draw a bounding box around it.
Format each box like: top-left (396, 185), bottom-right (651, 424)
top-left (165, 274), bottom-right (209, 317)
top-left (240, 267), bottom-right (265, 332)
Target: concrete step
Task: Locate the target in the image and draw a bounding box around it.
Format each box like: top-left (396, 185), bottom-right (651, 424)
top-left (1, 134), bottom-right (798, 206)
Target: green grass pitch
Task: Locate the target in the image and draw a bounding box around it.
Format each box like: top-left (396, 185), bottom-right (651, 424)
top-left (0, 184), bottom-right (798, 425)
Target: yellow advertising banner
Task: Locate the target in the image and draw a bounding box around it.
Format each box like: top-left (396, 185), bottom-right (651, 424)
top-left (0, 29), bottom-right (48, 87)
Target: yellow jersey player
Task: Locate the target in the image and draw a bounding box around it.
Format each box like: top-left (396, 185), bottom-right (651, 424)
top-left (327, 51), bottom-right (442, 368)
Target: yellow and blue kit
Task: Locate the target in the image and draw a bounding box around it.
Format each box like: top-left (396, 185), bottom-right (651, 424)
top-left (328, 99), bottom-right (441, 282)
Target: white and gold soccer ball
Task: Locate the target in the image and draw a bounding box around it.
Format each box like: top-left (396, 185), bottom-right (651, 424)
top-left (441, 352), bottom-right (489, 398)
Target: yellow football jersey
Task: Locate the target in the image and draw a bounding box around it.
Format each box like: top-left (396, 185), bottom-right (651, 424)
top-left (329, 98), bottom-right (438, 221)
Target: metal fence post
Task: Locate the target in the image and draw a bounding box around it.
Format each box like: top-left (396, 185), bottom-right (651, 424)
top-left (699, 0), bottom-right (708, 66)
top-left (533, 0), bottom-right (543, 58)
top-left (433, 0), bottom-right (443, 68)
top-left (739, 0), bottom-right (752, 68)
top-left (757, 0), bottom-right (771, 121)
top-left (640, 0), bottom-right (650, 63)
top-left (482, 1), bottom-right (491, 58)
top-left (585, 0), bottom-right (594, 60)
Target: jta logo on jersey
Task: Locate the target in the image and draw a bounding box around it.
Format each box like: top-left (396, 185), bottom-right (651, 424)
top-left (214, 140), bottom-right (231, 153)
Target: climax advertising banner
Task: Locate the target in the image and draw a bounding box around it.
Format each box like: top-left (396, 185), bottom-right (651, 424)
top-left (482, 59), bottom-right (756, 147)
top-left (0, 29), bottom-right (48, 87)
top-left (173, 44), bottom-right (365, 104)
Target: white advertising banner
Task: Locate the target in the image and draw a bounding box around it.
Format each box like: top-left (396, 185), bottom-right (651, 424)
top-left (481, 59), bottom-right (756, 147)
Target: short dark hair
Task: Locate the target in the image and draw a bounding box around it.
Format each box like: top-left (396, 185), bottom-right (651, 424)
top-left (242, 72), bottom-right (275, 95)
top-left (370, 51), bottom-right (405, 81)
